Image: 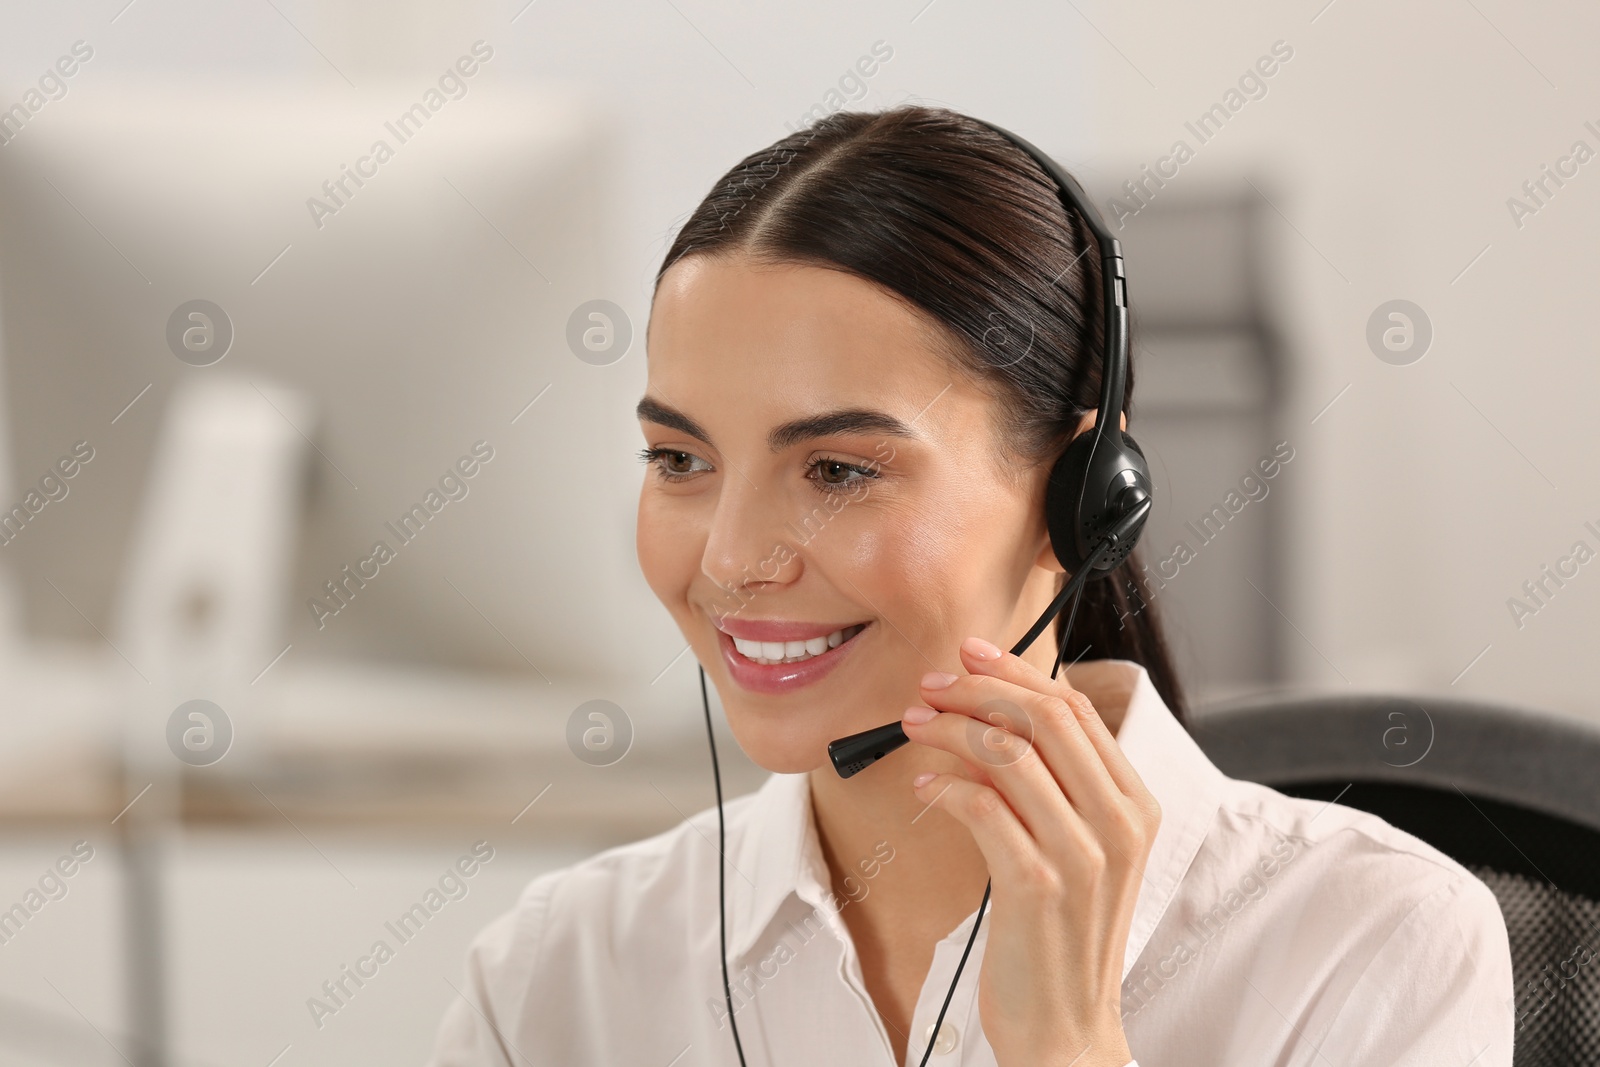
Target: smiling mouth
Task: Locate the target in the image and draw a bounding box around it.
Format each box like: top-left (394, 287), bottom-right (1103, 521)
top-left (727, 623), bottom-right (869, 666)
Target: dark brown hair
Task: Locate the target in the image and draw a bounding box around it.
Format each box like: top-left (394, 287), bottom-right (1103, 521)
top-left (654, 105), bottom-right (1190, 727)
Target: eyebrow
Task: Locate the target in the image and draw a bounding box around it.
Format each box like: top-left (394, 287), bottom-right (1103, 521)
top-left (635, 394), bottom-right (920, 452)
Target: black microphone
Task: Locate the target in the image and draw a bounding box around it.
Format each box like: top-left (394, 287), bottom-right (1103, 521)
top-left (826, 497), bottom-right (1151, 778)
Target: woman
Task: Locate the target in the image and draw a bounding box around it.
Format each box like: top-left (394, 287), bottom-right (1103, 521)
top-left (428, 106), bottom-right (1513, 1066)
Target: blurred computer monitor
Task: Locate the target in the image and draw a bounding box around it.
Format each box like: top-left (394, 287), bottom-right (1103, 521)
top-left (0, 80), bottom-right (645, 686)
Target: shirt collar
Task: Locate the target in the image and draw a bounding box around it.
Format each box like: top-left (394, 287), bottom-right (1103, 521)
top-left (723, 659), bottom-right (1227, 979)
top-left (725, 763), bottom-right (817, 963)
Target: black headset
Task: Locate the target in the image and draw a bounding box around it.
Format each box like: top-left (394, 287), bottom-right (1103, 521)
top-left (699, 115), bottom-right (1153, 1067)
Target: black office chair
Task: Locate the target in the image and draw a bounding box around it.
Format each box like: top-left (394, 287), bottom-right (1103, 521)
top-left (1189, 690), bottom-right (1600, 1067)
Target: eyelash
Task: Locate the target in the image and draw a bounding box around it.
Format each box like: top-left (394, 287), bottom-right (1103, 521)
top-left (636, 447), bottom-right (880, 494)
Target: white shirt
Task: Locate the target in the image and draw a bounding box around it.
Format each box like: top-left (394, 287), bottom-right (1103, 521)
top-left (427, 660), bottom-right (1515, 1066)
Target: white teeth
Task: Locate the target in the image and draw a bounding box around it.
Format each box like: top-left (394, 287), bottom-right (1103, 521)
top-left (730, 624), bottom-right (864, 665)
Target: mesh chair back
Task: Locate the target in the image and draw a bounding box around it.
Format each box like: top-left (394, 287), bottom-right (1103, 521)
top-left (1189, 691), bottom-right (1600, 1067)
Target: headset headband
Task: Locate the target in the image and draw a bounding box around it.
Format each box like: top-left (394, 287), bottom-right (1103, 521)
top-left (967, 119), bottom-right (1130, 451)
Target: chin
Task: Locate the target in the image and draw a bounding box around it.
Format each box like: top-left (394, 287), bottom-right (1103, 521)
top-left (722, 709), bottom-right (836, 776)
top-left (749, 750), bottom-right (829, 776)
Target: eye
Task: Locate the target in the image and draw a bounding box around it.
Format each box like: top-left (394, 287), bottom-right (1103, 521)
top-left (638, 447), bottom-right (882, 493)
top-left (637, 447), bottom-right (712, 483)
top-left (804, 456), bottom-right (880, 494)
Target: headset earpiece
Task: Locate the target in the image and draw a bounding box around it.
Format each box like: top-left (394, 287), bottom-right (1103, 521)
top-left (963, 119), bottom-right (1152, 586)
top-left (1044, 420), bottom-right (1153, 578)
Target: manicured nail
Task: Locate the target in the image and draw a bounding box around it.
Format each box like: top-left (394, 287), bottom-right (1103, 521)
top-left (920, 670), bottom-right (958, 690)
top-left (912, 772), bottom-right (936, 789)
top-left (962, 636), bottom-right (1002, 660)
top-left (902, 705), bottom-right (938, 725)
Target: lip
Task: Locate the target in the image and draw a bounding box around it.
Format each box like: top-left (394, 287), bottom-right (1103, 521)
top-left (717, 620), bottom-right (871, 696)
top-left (713, 615), bottom-right (868, 642)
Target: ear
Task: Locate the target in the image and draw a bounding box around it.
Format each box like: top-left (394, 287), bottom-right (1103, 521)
top-left (1035, 534), bottom-right (1068, 574)
top-left (1071, 407), bottom-right (1129, 438)
top-left (1032, 407), bottom-right (1132, 574)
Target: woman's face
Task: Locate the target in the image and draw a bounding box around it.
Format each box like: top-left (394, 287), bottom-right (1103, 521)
top-left (638, 253), bottom-right (1070, 774)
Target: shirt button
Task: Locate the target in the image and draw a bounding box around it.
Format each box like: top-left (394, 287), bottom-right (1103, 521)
top-left (922, 1020), bottom-right (959, 1056)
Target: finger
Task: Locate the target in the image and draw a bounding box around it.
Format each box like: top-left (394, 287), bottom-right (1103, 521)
top-left (956, 642), bottom-right (1164, 870)
top-left (956, 638), bottom-right (1154, 809)
top-left (909, 768), bottom-right (1052, 894)
top-left (919, 648), bottom-right (1124, 833)
top-left (902, 705), bottom-right (1085, 858)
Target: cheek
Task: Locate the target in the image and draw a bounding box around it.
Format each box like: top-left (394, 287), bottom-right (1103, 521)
top-left (842, 504), bottom-right (975, 644)
top-left (636, 492), bottom-right (699, 607)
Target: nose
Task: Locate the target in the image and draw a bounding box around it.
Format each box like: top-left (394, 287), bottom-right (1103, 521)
top-left (700, 470), bottom-right (802, 601)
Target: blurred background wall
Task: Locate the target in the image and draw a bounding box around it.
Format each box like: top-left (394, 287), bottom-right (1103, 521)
top-left (0, 0), bottom-right (1594, 1064)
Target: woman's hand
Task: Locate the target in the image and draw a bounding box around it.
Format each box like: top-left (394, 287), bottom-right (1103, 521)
top-left (901, 635), bottom-right (1160, 1067)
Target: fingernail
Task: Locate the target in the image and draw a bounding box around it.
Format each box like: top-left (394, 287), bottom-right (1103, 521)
top-left (912, 772), bottom-right (936, 789)
top-left (902, 705), bottom-right (938, 725)
top-left (962, 636), bottom-right (1002, 660)
top-left (920, 670), bottom-right (958, 690)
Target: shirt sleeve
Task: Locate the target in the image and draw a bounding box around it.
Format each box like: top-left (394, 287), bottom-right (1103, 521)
top-left (424, 870), bottom-right (560, 1067)
top-left (1316, 870), bottom-right (1515, 1066)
